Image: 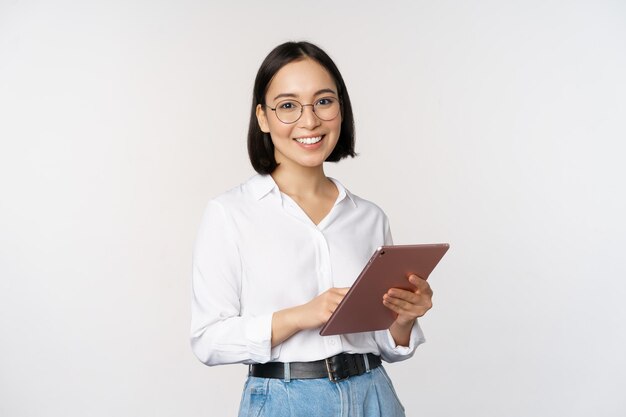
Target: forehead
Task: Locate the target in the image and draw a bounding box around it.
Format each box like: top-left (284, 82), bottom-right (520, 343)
top-left (266, 58), bottom-right (337, 100)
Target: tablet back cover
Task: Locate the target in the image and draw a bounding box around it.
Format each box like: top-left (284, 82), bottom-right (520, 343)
top-left (319, 243), bottom-right (449, 336)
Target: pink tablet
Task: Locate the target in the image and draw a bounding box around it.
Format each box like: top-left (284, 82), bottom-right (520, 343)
top-left (319, 243), bottom-right (450, 336)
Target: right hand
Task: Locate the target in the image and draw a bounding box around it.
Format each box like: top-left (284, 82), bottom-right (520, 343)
top-left (295, 287), bottom-right (349, 331)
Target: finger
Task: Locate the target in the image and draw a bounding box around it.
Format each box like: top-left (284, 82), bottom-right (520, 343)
top-left (328, 287), bottom-right (349, 296)
top-left (383, 294), bottom-right (431, 317)
top-left (383, 294), bottom-right (415, 311)
top-left (322, 288), bottom-right (347, 301)
top-left (385, 292), bottom-right (433, 311)
top-left (408, 275), bottom-right (433, 295)
top-left (333, 289), bottom-right (350, 302)
top-left (386, 288), bottom-right (420, 303)
top-left (382, 297), bottom-right (402, 315)
top-left (327, 291), bottom-right (348, 308)
top-left (325, 299), bottom-right (340, 314)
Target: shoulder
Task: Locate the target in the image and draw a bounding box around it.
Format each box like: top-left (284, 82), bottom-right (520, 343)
top-left (332, 178), bottom-right (390, 222)
top-left (196, 175), bottom-right (268, 238)
top-left (206, 174), bottom-right (268, 208)
top-left (349, 191), bottom-right (387, 215)
top-left (196, 176), bottom-right (253, 224)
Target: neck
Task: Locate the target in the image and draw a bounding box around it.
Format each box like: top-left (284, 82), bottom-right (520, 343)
top-left (270, 163), bottom-right (330, 198)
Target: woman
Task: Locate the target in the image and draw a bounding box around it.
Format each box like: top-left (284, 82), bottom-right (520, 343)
top-left (191, 41), bottom-right (433, 417)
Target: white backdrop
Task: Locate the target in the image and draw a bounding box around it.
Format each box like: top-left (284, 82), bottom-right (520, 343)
top-left (1, 1), bottom-right (625, 416)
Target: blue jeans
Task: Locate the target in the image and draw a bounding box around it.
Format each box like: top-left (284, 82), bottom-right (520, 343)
top-left (238, 366), bottom-right (406, 417)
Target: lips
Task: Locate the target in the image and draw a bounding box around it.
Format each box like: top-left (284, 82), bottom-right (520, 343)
top-left (294, 135), bottom-right (324, 145)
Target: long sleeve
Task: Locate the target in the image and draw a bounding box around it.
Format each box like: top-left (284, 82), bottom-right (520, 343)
top-left (190, 200), bottom-right (274, 366)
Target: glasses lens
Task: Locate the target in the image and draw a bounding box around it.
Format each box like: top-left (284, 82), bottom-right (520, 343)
top-left (275, 100), bottom-right (302, 124)
top-left (314, 97), bottom-right (340, 121)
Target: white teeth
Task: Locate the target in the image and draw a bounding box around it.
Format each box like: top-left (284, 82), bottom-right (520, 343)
top-left (295, 136), bottom-right (323, 145)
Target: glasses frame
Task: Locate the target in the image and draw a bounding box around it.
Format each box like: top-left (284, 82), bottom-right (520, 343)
top-left (265, 96), bottom-right (341, 124)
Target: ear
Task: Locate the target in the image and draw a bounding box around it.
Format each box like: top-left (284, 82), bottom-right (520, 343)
top-left (256, 104), bottom-right (270, 133)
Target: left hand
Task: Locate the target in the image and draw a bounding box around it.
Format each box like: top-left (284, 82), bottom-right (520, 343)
top-left (383, 274), bottom-right (433, 327)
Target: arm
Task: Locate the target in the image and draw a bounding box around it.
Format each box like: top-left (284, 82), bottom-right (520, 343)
top-left (191, 201), bottom-right (274, 365)
top-left (374, 215), bottom-right (429, 358)
top-left (191, 201), bottom-right (351, 363)
top-left (383, 274), bottom-right (433, 346)
top-left (271, 287), bottom-right (349, 347)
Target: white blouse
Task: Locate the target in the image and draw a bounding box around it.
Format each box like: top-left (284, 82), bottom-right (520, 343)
top-left (190, 174), bottom-right (425, 366)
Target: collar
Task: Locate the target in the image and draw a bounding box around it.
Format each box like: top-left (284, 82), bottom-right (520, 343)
top-left (248, 174), bottom-right (279, 201)
top-left (329, 177), bottom-right (357, 208)
top-left (247, 174), bottom-right (357, 208)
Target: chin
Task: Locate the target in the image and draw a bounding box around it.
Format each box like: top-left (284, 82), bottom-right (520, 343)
top-left (294, 158), bottom-right (327, 168)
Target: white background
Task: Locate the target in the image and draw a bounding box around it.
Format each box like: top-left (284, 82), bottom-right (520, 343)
top-left (1, 1), bottom-right (625, 416)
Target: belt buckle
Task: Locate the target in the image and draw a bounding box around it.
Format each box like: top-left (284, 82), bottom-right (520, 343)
top-left (325, 357), bottom-right (348, 383)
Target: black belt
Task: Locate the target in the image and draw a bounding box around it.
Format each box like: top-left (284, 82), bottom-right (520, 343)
top-left (248, 353), bottom-right (382, 382)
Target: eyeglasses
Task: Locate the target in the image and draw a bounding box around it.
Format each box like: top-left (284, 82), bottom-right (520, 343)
top-left (266, 97), bottom-right (341, 124)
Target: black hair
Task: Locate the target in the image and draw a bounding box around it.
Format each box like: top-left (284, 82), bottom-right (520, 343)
top-left (247, 41), bottom-right (356, 174)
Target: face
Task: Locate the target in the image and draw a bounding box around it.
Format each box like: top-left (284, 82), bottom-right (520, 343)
top-left (256, 58), bottom-right (342, 171)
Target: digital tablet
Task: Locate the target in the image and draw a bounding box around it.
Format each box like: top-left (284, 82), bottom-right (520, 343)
top-left (319, 243), bottom-right (450, 336)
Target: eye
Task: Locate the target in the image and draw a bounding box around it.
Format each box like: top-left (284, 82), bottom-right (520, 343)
top-left (278, 100), bottom-right (299, 111)
top-left (316, 97), bottom-right (336, 107)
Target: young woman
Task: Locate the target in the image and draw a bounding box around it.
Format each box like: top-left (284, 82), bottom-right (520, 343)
top-left (191, 41), bottom-right (433, 417)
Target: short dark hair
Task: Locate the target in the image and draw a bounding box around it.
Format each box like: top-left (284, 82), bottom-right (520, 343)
top-left (247, 41), bottom-right (356, 174)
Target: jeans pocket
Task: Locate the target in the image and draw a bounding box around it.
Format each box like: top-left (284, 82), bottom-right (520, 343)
top-left (376, 367), bottom-right (406, 412)
top-left (238, 377), bottom-right (269, 417)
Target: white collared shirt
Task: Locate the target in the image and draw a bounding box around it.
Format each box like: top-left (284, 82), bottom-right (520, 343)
top-left (190, 174), bottom-right (425, 366)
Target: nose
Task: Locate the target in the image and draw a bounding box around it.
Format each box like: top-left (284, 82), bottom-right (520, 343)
top-left (298, 104), bottom-right (321, 129)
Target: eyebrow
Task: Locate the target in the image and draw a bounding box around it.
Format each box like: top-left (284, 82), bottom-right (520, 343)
top-left (273, 88), bottom-right (337, 101)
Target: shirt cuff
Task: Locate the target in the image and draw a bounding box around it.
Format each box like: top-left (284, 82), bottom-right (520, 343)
top-left (244, 313), bottom-right (274, 363)
top-left (376, 320), bottom-right (426, 362)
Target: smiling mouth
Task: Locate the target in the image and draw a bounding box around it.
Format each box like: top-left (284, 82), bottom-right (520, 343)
top-left (294, 135), bottom-right (324, 145)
